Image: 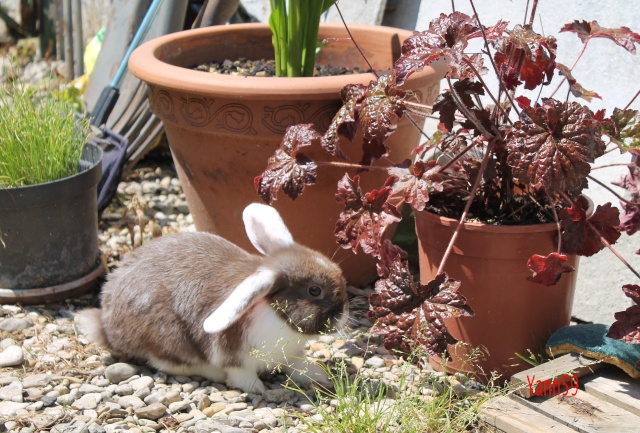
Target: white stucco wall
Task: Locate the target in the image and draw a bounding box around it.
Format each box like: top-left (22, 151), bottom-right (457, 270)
top-left (412, 1), bottom-right (640, 324)
top-left (242, 0), bottom-right (388, 25)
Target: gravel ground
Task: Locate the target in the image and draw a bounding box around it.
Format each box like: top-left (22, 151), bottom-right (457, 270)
top-left (0, 154), bottom-right (485, 432)
top-left (0, 56), bottom-right (486, 432)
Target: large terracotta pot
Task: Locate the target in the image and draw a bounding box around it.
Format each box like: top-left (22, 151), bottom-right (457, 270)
top-left (129, 23), bottom-right (446, 286)
top-left (414, 203), bottom-right (590, 382)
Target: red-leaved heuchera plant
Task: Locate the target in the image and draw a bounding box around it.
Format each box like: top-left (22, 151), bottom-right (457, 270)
top-left (257, 2), bottom-right (640, 366)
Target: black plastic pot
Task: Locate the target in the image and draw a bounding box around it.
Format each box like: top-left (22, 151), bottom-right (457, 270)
top-left (0, 142), bottom-right (104, 304)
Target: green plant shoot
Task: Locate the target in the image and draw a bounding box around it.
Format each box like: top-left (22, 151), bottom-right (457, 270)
top-left (0, 82), bottom-right (91, 187)
top-left (269, 0), bottom-right (334, 77)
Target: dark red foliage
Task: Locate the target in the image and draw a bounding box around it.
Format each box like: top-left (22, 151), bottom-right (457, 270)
top-left (394, 12), bottom-right (488, 86)
top-left (321, 84), bottom-right (367, 159)
top-left (560, 202), bottom-right (621, 257)
top-left (376, 240), bottom-right (408, 277)
top-left (493, 25), bottom-right (557, 90)
top-left (368, 258), bottom-right (473, 358)
top-left (387, 160), bottom-right (444, 211)
top-left (432, 79), bottom-right (485, 132)
top-left (618, 203), bottom-right (640, 235)
top-left (255, 124), bottom-right (320, 203)
top-left (526, 252), bottom-right (574, 286)
top-left (515, 96), bottom-right (532, 109)
top-left (560, 20), bottom-right (640, 54)
top-left (506, 99), bottom-right (605, 194)
top-left (608, 284), bottom-right (640, 344)
top-left (555, 63), bottom-right (601, 102)
top-left (334, 174), bottom-right (401, 257)
top-left (616, 165), bottom-right (640, 235)
top-left (358, 72), bottom-right (407, 166)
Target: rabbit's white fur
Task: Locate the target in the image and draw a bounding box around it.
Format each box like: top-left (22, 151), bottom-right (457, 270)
top-left (77, 203), bottom-right (348, 393)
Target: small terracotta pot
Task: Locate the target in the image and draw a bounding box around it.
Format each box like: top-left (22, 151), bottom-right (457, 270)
top-left (414, 200), bottom-right (591, 382)
top-left (129, 23), bottom-right (446, 286)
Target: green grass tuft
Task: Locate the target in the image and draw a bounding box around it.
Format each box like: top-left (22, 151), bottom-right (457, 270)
top-left (287, 355), bottom-right (502, 433)
top-left (0, 81), bottom-right (91, 188)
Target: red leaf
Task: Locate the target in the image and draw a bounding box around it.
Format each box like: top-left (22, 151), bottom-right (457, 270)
top-left (560, 202), bottom-right (621, 257)
top-left (493, 25), bottom-right (557, 91)
top-left (506, 99), bottom-right (605, 194)
top-left (432, 79), bottom-right (485, 131)
top-left (358, 72), bottom-right (407, 166)
top-left (368, 258), bottom-right (473, 359)
top-left (321, 84), bottom-right (367, 159)
top-left (334, 174), bottom-right (402, 257)
top-left (376, 240), bottom-right (408, 277)
top-left (256, 125), bottom-right (320, 203)
top-left (608, 295), bottom-right (640, 344)
top-left (618, 203), bottom-right (640, 235)
top-left (515, 96), bottom-right (531, 109)
top-left (387, 161), bottom-right (444, 211)
top-left (623, 284), bottom-right (640, 304)
top-left (395, 12), bottom-right (487, 86)
top-left (527, 252), bottom-right (574, 286)
top-left (560, 20), bottom-right (640, 54)
top-left (589, 202), bottom-right (623, 245)
top-left (555, 63), bottom-right (602, 102)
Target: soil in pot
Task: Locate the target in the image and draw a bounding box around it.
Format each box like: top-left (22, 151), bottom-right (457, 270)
top-left (195, 58), bottom-right (371, 77)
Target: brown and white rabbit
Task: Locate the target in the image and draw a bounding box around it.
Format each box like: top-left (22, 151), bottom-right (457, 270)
top-left (77, 203), bottom-right (348, 393)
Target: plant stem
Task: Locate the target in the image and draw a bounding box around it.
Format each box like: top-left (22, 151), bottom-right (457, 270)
top-left (549, 41), bottom-right (589, 98)
top-left (545, 192), bottom-right (562, 253)
top-left (604, 145), bottom-right (620, 155)
top-left (317, 160), bottom-right (389, 171)
top-left (404, 100), bottom-right (466, 122)
top-left (437, 139), bottom-right (478, 173)
top-left (624, 88), bottom-right (640, 110)
top-left (587, 174), bottom-right (636, 206)
top-left (437, 141), bottom-right (495, 274)
top-left (447, 77), bottom-right (495, 139)
top-left (588, 221), bottom-right (640, 280)
top-left (591, 163), bottom-right (634, 170)
top-left (468, 0), bottom-right (512, 113)
top-left (528, 0), bottom-right (538, 28)
top-left (333, 1), bottom-right (377, 76)
top-left (462, 57), bottom-right (516, 123)
top-left (405, 113), bottom-right (432, 141)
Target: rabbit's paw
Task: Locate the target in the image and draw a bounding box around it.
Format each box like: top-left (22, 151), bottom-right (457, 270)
top-left (226, 367), bottom-right (266, 394)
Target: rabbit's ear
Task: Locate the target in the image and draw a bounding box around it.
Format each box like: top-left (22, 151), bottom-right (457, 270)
top-left (203, 267), bottom-right (276, 334)
top-left (243, 203), bottom-right (294, 255)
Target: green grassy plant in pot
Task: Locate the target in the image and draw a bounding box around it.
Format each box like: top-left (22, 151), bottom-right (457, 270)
top-left (128, 1), bottom-right (446, 286)
top-left (257, 2), bottom-right (640, 381)
top-left (0, 82), bottom-right (103, 304)
top-left (269, 0), bottom-right (334, 77)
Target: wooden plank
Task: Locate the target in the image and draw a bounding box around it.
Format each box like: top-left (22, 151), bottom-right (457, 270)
top-left (515, 389), bottom-right (640, 433)
top-left (478, 396), bottom-right (576, 433)
top-left (583, 368), bottom-right (640, 416)
top-left (511, 354), bottom-right (603, 398)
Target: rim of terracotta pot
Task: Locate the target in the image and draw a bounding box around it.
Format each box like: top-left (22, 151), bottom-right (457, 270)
top-left (128, 22), bottom-right (448, 99)
top-left (416, 195), bottom-right (594, 234)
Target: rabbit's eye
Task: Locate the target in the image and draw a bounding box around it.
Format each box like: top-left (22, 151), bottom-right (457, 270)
top-left (308, 286), bottom-right (322, 297)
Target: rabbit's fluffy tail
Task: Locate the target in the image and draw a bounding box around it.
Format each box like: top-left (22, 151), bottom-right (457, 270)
top-left (76, 308), bottom-right (108, 348)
